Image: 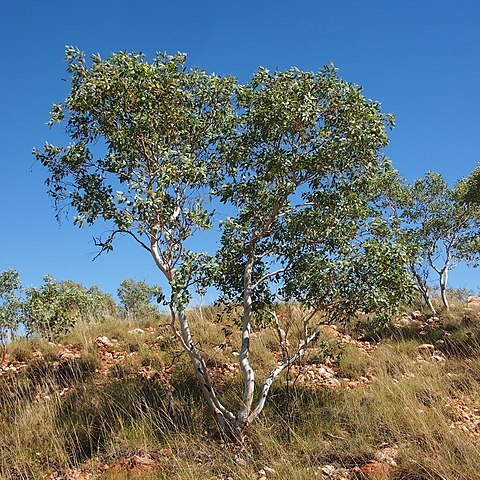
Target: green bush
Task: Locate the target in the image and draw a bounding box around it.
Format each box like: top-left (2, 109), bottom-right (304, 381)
top-left (23, 276), bottom-right (116, 340)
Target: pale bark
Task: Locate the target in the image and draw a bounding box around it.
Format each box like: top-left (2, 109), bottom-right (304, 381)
top-left (440, 268), bottom-right (450, 310)
top-left (428, 245), bottom-right (452, 311)
top-left (151, 235), bottom-right (236, 431)
top-left (171, 305), bottom-right (235, 425)
top-left (236, 254), bottom-right (256, 428)
top-left (410, 264), bottom-right (436, 314)
top-left (425, 291), bottom-right (436, 315)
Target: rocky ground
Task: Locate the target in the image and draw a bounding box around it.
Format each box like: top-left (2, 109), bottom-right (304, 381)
top-left (1, 308), bottom-right (479, 479)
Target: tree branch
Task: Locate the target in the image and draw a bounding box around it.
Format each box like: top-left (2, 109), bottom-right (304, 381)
top-left (252, 268), bottom-right (286, 290)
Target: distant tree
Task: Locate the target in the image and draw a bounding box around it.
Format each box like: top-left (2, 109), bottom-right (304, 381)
top-left (117, 278), bottom-right (161, 318)
top-left (402, 172), bottom-right (480, 310)
top-left (0, 269), bottom-right (23, 359)
top-left (23, 276), bottom-right (116, 339)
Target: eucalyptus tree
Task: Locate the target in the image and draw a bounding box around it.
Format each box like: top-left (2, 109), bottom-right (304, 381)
top-left (35, 49), bottom-right (413, 436)
top-left (403, 172), bottom-right (480, 309)
top-left (0, 269), bottom-right (23, 358)
top-left (34, 47), bottom-right (237, 426)
top-left (117, 278), bottom-right (162, 318)
top-left (214, 66), bottom-right (412, 431)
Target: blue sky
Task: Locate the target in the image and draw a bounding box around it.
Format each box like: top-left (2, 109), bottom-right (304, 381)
top-left (1, 0), bottom-right (480, 298)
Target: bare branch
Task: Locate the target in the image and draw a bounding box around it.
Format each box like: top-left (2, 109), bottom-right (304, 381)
top-left (252, 268), bottom-right (286, 290)
top-left (248, 329), bottom-right (319, 423)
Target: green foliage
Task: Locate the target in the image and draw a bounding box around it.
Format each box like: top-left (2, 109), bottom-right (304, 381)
top-left (23, 276), bottom-right (116, 339)
top-left (284, 228), bottom-right (416, 327)
top-left (215, 65), bottom-right (414, 325)
top-left (459, 162), bottom-right (480, 205)
top-left (117, 278), bottom-right (161, 318)
top-left (0, 269), bottom-right (23, 347)
top-left (34, 47), bottom-right (237, 311)
top-left (399, 171), bottom-right (480, 308)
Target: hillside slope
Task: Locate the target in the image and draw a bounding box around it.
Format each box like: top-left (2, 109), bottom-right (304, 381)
top-left (1, 306), bottom-right (479, 480)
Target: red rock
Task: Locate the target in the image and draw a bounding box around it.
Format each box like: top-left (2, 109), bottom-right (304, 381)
top-left (359, 460), bottom-right (391, 479)
top-left (467, 296), bottom-right (480, 308)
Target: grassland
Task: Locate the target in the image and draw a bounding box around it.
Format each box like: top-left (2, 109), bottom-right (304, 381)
top-left (1, 302), bottom-right (479, 479)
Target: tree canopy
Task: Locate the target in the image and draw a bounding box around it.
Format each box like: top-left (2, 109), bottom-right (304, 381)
top-left (35, 48), bottom-right (417, 435)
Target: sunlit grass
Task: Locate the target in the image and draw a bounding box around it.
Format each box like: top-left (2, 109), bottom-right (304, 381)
top-left (1, 303), bottom-right (479, 479)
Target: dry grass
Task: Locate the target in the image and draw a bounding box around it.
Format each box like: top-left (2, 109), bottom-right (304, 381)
top-left (0, 305), bottom-right (479, 479)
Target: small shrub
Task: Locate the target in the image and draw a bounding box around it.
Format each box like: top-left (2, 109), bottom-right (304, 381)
top-left (0, 269), bottom-right (23, 355)
top-left (117, 278), bottom-right (162, 320)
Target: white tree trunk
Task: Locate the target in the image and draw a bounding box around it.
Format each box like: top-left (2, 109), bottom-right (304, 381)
top-left (172, 305), bottom-right (235, 429)
top-left (410, 264), bottom-right (436, 314)
top-left (236, 255), bottom-right (256, 429)
top-left (440, 269), bottom-right (450, 310)
top-left (425, 290), bottom-right (436, 315)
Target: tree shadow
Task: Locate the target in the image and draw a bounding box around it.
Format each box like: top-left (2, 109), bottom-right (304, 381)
top-left (55, 373), bottom-right (212, 465)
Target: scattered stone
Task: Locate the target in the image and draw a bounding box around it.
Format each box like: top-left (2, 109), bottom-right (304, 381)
top-left (359, 460), bottom-right (391, 479)
top-left (374, 445), bottom-right (398, 467)
top-left (95, 336), bottom-right (113, 347)
top-left (448, 396), bottom-right (480, 440)
top-left (44, 468), bottom-right (92, 479)
top-left (235, 456), bottom-right (247, 466)
top-left (263, 466), bottom-right (276, 475)
top-left (418, 343), bottom-right (435, 352)
top-left (321, 464), bottom-right (336, 476)
top-left (291, 363), bottom-right (341, 389)
top-left (432, 353), bottom-right (446, 362)
top-left (466, 296), bottom-right (480, 308)
top-left (321, 325), bottom-right (341, 338)
top-left (105, 452), bottom-right (160, 474)
top-left (128, 328), bottom-right (145, 334)
top-left (394, 316), bottom-right (415, 328)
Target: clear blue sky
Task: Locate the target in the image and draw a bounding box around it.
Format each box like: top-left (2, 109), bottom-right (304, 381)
top-left (1, 0), bottom-right (480, 298)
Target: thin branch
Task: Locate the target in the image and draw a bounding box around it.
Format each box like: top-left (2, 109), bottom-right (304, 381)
top-left (271, 311), bottom-right (288, 363)
top-left (248, 329), bottom-right (319, 423)
top-left (92, 229), bottom-right (149, 261)
top-left (252, 268), bottom-right (286, 290)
